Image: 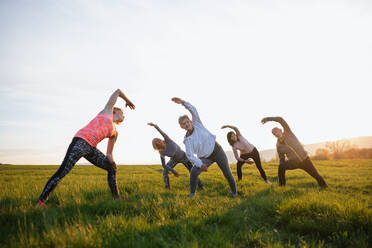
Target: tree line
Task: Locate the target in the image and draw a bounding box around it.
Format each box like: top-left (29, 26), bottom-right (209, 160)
top-left (312, 141), bottom-right (372, 160)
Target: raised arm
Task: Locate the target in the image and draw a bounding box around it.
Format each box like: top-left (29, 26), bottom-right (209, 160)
top-left (261, 117), bottom-right (292, 133)
top-left (102, 89), bottom-right (135, 114)
top-left (221, 125), bottom-right (241, 136)
top-left (172, 97), bottom-right (202, 124)
top-left (106, 132), bottom-right (118, 164)
top-left (147, 122), bottom-right (169, 139)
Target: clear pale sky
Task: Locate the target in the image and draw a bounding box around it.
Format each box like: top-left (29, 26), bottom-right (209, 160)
top-left (0, 0), bottom-right (371, 164)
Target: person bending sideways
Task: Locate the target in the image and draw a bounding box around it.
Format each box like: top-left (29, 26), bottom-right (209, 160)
top-left (222, 125), bottom-right (271, 184)
top-left (148, 122), bottom-right (204, 190)
top-left (36, 89), bottom-right (135, 208)
top-left (172, 97), bottom-right (237, 198)
top-left (261, 117), bottom-right (327, 188)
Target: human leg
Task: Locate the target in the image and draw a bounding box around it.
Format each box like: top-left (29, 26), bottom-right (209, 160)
top-left (38, 138), bottom-right (87, 202)
top-left (84, 147), bottom-right (120, 197)
top-left (300, 158), bottom-right (328, 188)
top-left (250, 148), bottom-right (268, 181)
top-left (236, 160), bottom-right (244, 181)
top-left (183, 158), bottom-right (204, 189)
top-left (211, 143), bottom-right (237, 195)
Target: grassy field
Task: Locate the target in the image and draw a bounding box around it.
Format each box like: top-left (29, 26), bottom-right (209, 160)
top-left (0, 159), bottom-right (371, 248)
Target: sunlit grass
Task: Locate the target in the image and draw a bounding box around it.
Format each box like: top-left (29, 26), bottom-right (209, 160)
top-left (1, 159), bottom-right (371, 247)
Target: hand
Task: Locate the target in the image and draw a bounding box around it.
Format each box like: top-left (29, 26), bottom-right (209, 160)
top-left (201, 164), bottom-right (208, 172)
top-left (125, 100), bottom-right (135, 110)
top-left (107, 154), bottom-right (117, 171)
top-left (173, 170), bottom-right (179, 177)
top-left (221, 125), bottom-right (228, 129)
top-left (106, 154), bottom-right (114, 164)
top-left (111, 161), bottom-right (117, 172)
top-left (147, 122), bottom-right (156, 127)
top-left (171, 97), bottom-right (184, 104)
top-left (246, 159), bottom-right (254, 164)
top-left (261, 118), bottom-right (268, 124)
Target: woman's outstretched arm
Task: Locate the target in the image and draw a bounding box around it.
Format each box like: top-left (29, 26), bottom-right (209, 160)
top-left (147, 122), bottom-right (169, 140)
top-left (221, 125), bottom-right (241, 136)
top-left (102, 89), bottom-right (135, 114)
top-left (172, 97), bottom-right (202, 124)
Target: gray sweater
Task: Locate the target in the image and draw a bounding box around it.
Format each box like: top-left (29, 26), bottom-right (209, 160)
top-left (268, 117), bottom-right (308, 163)
top-left (154, 126), bottom-right (185, 172)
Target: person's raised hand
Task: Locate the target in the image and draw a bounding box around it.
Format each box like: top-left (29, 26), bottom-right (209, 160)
top-left (261, 118), bottom-right (268, 124)
top-left (171, 97), bottom-right (184, 104)
top-left (201, 164), bottom-right (208, 172)
top-left (125, 100), bottom-right (135, 110)
top-left (147, 122), bottom-right (156, 127)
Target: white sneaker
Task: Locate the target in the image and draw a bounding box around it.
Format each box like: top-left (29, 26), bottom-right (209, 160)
top-left (265, 180), bottom-right (272, 185)
top-left (232, 192), bottom-right (239, 198)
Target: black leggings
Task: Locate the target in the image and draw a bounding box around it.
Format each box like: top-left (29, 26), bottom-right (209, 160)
top-left (236, 147), bottom-right (267, 181)
top-left (278, 157), bottom-right (327, 187)
top-left (39, 137), bottom-right (119, 202)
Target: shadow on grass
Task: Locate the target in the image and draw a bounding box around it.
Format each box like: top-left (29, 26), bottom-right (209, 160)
top-left (1, 184), bottom-right (371, 247)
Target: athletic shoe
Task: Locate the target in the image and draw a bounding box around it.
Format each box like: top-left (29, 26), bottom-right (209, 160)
top-left (36, 200), bottom-right (47, 209)
top-left (265, 180), bottom-right (272, 185)
top-left (232, 192), bottom-right (239, 198)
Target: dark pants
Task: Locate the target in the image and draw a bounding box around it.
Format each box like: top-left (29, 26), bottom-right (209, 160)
top-left (236, 147), bottom-right (267, 181)
top-left (278, 157), bottom-right (327, 187)
top-left (39, 137), bottom-right (119, 202)
top-left (190, 142), bottom-right (237, 195)
top-left (163, 155), bottom-right (204, 190)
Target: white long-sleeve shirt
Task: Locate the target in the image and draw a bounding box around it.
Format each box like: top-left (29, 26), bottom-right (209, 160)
top-left (183, 101), bottom-right (216, 168)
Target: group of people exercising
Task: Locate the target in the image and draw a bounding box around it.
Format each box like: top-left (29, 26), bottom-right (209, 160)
top-left (37, 89), bottom-right (327, 207)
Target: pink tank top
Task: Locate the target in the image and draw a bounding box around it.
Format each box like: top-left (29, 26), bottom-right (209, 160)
top-left (74, 113), bottom-right (117, 147)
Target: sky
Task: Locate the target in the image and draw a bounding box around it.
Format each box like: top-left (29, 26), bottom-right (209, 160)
top-left (0, 0), bottom-right (371, 165)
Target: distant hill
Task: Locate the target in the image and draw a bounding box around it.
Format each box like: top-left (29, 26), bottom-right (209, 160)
top-left (226, 136), bottom-right (372, 163)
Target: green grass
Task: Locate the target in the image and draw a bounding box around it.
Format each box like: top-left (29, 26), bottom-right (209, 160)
top-left (1, 159), bottom-right (371, 247)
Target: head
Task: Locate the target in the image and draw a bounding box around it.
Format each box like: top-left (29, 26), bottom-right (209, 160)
top-left (178, 115), bottom-right (193, 131)
top-left (272, 127), bottom-right (284, 139)
top-left (152, 138), bottom-right (166, 151)
top-left (113, 107), bottom-right (124, 124)
top-left (227, 131), bottom-right (238, 146)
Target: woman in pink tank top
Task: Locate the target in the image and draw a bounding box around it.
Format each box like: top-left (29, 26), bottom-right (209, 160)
top-left (222, 125), bottom-right (271, 184)
top-left (37, 89), bottom-right (135, 208)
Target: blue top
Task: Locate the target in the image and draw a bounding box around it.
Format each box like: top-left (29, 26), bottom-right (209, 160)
top-left (154, 126), bottom-right (186, 173)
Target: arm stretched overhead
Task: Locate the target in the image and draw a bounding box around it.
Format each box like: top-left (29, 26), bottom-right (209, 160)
top-left (102, 89), bottom-right (135, 114)
top-left (221, 125), bottom-right (241, 136)
top-left (261, 117), bottom-right (292, 133)
top-left (148, 122), bottom-right (169, 140)
top-left (172, 97), bottom-right (202, 125)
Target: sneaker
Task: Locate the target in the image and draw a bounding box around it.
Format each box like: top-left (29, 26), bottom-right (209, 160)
top-left (36, 199), bottom-right (47, 209)
top-left (232, 192), bottom-right (239, 198)
top-left (189, 193), bottom-right (195, 198)
top-left (265, 180), bottom-right (272, 185)
top-left (114, 195), bottom-right (125, 201)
